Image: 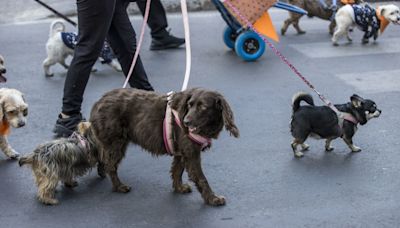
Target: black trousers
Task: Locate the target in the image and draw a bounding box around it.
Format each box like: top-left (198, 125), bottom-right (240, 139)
top-left (62, 0), bottom-right (154, 116)
top-left (136, 0), bottom-right (169, 38)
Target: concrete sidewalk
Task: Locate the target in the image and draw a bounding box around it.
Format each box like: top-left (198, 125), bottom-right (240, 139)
top-left (0, 0), bottom-right (215, 25)
top-left (2, 0), bottom-right (397, 25)
top-left (1, 0), bottom-right (398, 25)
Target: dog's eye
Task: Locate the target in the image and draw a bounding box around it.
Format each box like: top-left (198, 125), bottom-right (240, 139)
top-left (199, 104), bottom-right (207, 111)
top-left (7, 110), bottom-right (17, 115)
top-left (23, 109), bottom-right (28, 116)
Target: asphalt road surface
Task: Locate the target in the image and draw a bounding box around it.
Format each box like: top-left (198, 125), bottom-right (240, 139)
top-left (0, 9), bottom-right (399, 228)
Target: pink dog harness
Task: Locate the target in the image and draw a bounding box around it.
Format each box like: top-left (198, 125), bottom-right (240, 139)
top-left (339, 112), bottom-right (358, 126)
top-left (337, 112), bottom-right (359, 134)
top-left (69, 132), bottom-right (90, 150)
top-left (163, 96), bottom-right (211, 155)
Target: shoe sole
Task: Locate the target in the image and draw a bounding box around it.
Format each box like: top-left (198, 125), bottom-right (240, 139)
top-left (150, 42), bottom-right (185, 51)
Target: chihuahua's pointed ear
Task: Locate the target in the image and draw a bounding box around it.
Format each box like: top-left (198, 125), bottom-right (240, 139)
top-left (351, 94), bottom-right (364, 108)
top-left (217, 96), bottom-right (239, 138)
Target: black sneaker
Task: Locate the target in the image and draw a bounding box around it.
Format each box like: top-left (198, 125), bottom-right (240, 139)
top-left (53, 113), bottom-right (85, 138)
top-left (150, 32), bottom-right (185, 51)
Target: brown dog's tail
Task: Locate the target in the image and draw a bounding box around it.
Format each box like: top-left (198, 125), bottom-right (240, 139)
top-left (18, 153), bottom-right (35, 167)
top-left (292, 92), bottom-right (314, 112)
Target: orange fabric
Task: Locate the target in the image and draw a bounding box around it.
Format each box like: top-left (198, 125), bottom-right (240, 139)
top-left (224, 0), bottom-right (276, 26)
top-left (254, 12), bottom-right (279, 42)
top-left (376, 8), bottom-right (389, 34)
top-left (340, 0), bottom-right (356, 4)
top-left (0, 120), bottom-right (10, 136)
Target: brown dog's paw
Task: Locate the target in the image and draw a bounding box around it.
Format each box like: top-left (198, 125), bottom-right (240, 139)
top-left (206, 195), bottom-right (226, 206)
top-left (98, 172), bottom-right (106, 179)
top-left (113, 184), bottom-right (131, 193)
top-left (64, 181), bottom-right (78, 188)
top-left (97, 167), bottom-right (106, 179)
top-left (174, 183), bottom-right (192, 194)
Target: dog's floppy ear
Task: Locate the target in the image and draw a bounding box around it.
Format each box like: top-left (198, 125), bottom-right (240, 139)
top-left (0, 100), bottom-right (3, 121)
top-left (380, 7), bottom-right (386, 16)
top-left (217, 96), bottom-right (239, 138)
top-left (170, 89), bottom-right (194, 119)
top-left (350, 94), bottom-right (364, 108)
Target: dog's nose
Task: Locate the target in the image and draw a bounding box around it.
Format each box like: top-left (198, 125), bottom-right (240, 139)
top-left (0, 68), bottom-right (5, 74)
top-left (18, 121), bottom-right (25, 127)
top-left (183, 117), bottom-right (191, 126)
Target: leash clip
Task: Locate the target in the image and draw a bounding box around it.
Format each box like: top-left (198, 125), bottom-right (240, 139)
top-left (167, 91), bottom-right (175, 103)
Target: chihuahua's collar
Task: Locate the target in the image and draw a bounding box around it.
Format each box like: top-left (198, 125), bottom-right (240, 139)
top-left (69, 132), bottom-right (89, 150)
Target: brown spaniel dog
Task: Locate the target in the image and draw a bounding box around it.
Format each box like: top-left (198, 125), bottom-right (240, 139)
top-left (89, 88), bottom-right (239, 206)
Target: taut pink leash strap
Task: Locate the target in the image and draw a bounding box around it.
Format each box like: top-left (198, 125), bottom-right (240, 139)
top-left (122, 0), bottom-right (152, 88)
top-left (223, 0), bottom-right (340, 114)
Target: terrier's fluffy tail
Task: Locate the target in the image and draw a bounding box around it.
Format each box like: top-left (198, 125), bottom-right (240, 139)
top-left (292, 92), bottom-right (314, 112)
top-left (49, 20), bottom-right (66, 37)
top-left (18, 153), bottom-right (35, 166)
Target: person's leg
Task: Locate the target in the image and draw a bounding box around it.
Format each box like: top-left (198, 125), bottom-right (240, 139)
top-left (136, 0), bottom-right (185, 50)
top-left (106, 0), bottom-right (153, 90)
top-left (54, 0), bottom-right (116, 137)
top-left (136, 0), bottom-right (168, 38)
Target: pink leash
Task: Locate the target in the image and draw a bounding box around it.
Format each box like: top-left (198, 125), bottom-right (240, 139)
top-left (223, 0), bottom-right (340, 114)
top-left (122, 0), bottom-right (152, 88)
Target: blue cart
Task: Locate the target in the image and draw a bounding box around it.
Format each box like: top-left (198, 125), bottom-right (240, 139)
top-left (211, 0), bottom-right (307, 61)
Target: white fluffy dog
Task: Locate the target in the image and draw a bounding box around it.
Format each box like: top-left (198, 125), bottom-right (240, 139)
top-left (332, 4), bottom-right (400, 46)
top-left (43, 20), bottom-right (122, 77)
top-left (0, 88), bottom-right (28, 159)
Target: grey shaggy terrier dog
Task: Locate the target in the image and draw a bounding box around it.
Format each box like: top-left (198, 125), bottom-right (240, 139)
top-left (19, 122), bottom-right (99, 205)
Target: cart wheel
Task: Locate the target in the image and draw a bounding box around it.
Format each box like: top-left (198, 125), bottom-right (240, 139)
top-left (234, 31), bottom-right (265, 61)
top-left (223, 26), bottom-right (237, 49)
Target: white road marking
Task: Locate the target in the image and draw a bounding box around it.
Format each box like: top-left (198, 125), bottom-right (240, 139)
top-left (290, 38), bottom-right (400, 58)
top-left (336, 69), bottom-right (400, 93)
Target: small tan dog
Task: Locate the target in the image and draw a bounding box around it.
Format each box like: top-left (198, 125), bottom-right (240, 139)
top-left (0, 88), bottom-right (28, 159)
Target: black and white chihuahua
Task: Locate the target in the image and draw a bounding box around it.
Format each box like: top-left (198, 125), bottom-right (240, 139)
top-left (290, 92), bottom-right (381, 158)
